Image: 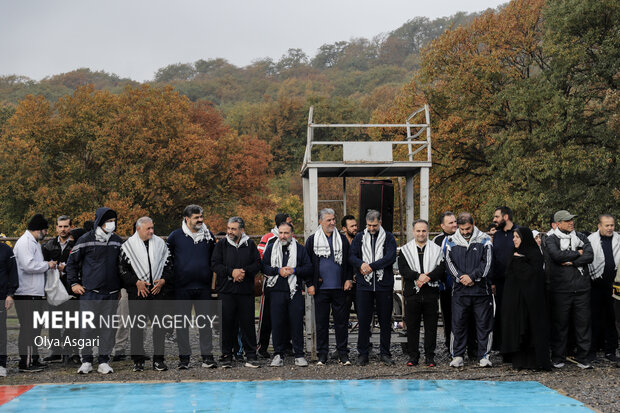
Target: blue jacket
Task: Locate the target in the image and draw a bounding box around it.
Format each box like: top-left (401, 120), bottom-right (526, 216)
top-left (167, 228), bottom-right (215, 290)
top-left (0, 243), bottom-right (18, 299)
top-left (445, 227), bottom-right (493, 296)
top-left (66, 207), bottom-right (122, 294)
top-left (262, 242), bottom-right (313, 293)
top-left (349, 229), bottom-right (397, 292)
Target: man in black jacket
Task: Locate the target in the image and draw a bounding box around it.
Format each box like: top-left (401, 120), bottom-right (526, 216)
top-left (433, 211), bottom-right (457, 350)
top-left (0, 241), bottom-right (18, 377)
top-left (212, 217), bottom-right (262, 368)
top-left (305, 208), bottom-right (353, 366)
top-left (119, 217), bottom-right (173, 372)
top-left (262, 221), bottom-right (313, 367)
top-left (399, 220), bottom-right (446, 367)
top-left (545, 210), bottom-right (594, 369)
top-left (42, 215), bottom-right (76, 364)
top-left (67, 207), bottom-right (122, 375)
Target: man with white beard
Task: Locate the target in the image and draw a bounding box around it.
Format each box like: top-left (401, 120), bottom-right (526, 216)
top-left (261, 221), bottom-right (312, 367)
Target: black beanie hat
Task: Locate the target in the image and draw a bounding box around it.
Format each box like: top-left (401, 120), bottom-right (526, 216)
top-left (27, 214), bottom-right (49, 231)
top-left (99, 210), bottom-right (117, 226)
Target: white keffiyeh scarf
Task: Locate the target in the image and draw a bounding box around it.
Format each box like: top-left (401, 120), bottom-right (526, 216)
top-left (588, 230), bottom-right (620, 280)
top-left (362, 226), bottom-right (386, 284)
top-left (182, 220), bottom-right (213, 244)
top-left (121, 232), bottom-right (170, 283)
top-left (553, 227), bottom-right (585, 275)
top-left (400, 240), bottom-right (442, 290)
top-left (266, 239), bottom-right (298, 299)
top-left (313, 227), bottom-right (343, 265)
top-left (226, 233), bottom-right (250, 249)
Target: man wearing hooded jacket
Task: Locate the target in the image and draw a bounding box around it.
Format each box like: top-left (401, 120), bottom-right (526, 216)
top-left (445, 212), bottom-right (494, 368)
top-left (546, 210), bottom-right (594, 369)
top-left (67, 207), bottom-right (122, 375)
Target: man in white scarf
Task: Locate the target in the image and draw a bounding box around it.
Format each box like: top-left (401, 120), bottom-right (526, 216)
top-left (545, 210), bottom-right (594, 369)
top-left (587, 214), bottom-right (619, 361)
top-left (304, 208), bottom-right (353, 366)
top-left (119, 217), bottom-right (173, 372)
top-left (261, 221), bottom-right (312, 367)
top-left (349, 209), bottom-right (397, 366)
top-left (399, 219), bottom-right (445, 367)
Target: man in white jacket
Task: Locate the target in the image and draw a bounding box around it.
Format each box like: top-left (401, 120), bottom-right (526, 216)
top-left (13, 214), bottom-right (57, 372)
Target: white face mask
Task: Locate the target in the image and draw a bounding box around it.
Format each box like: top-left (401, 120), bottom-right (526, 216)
top-left (103, 222), bottom-right (116, 233)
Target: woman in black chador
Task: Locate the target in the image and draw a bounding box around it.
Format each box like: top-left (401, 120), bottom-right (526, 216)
top-left (501, 226), bottom-right (552, 370)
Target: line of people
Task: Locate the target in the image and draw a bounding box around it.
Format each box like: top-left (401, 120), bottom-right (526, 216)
top-left (0, 205), bottom-right (618, 377)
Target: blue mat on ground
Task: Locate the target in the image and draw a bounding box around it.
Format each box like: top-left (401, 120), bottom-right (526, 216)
top-left (0, 379), bottom-right (593, 412)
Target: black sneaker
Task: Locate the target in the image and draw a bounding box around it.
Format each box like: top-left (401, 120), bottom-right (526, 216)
top-left (425, 357), bottom-right (436, 367)
top-left (338, 354), bottom-right (351, 366)
top-left (133, 362), bottom-right (144, 372)
top-left (112, 354), bottom-right (127, 362)
top-left (380, 354), bottom-right (395, 365)
top-left (202, 355), bottom-right (217, 369)
top-left (605, 353), bottom-right (617, 362)
top-left (18, 365), bottom-right (43, 373)
top-left (407, 359), bottom-right (419, 367)
top-left (153, 361), bottom-right (168, 371)
top-left (258, 349), bottom-right (271, 359)
top-left (177, 360), bottom-right (190, 370)
top-left (357, 355), bottom-right (369, 366)
top-left (70, 355), bottom-right (82, 365)
top-left (234, 353), bottom-right (244, 362)
top-left (43, 354), bottom-right (62, 362)
top-left (220, 355), bottom-right (232, 369)
top-left (244, 357), bottom-right (260, 368)
top-left (31, 360), bottom-right (48, 369)
top-left (317, 353), bottom-right (328, 366)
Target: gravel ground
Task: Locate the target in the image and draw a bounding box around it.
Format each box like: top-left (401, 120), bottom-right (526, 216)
top-left (2, 326), bottom-right (618, 412)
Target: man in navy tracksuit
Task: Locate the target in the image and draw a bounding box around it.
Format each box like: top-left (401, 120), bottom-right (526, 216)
top-left (350, 209), bottom-right (397, 366)
top-left (0, 241), bottom-right (18, 377)
top-left (167, 204), bottom-right (217, 369)
top-left (262, 221), bottom-right (313, 367)
top-left (212, 216), bottom-right (262, 368)
top-left (445, 212), bottom-right (494, 368)
top-left (67, 207), bottom-right (122, 375)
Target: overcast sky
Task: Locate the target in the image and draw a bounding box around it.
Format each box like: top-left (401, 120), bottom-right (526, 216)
top-left (0, 0), bottom-right (506, 82)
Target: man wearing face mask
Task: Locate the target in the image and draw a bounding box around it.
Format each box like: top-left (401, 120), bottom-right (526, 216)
top-left (546, 210), bottom-right (594, 369)
top-left (67, 207), bottom-right (122, 375)
top-left (262, 221), bottom-right (312, 367)
top-left (13, 214), bottom-right (57, 372)
top-left (212, 217), bottom-right (262, 368)
top-left (445, 212), bottom-right (494, 368)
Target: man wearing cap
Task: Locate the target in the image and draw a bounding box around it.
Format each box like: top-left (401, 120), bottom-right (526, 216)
top-left (67, 207), bottom-right (123, 374)
top-left (545, 210), bottom-right (594, 369)
top-left (13, 214), bottom-right (57, 372)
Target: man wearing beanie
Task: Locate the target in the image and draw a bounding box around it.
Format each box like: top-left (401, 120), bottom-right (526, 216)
top-left (13, 214), bottom-right (57, 372)
top-left (66, 207), bottom-right (122, 375)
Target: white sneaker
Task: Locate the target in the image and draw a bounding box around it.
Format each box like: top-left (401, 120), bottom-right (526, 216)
top-left (97, 363), bottom-right (114, 374)
top-left (479, 357), bottom-right (492, 367)
top-left (294, 357), bottom-right (308, 367)
top-left (270, 354), bottom-right (283, 367)
top-left (552, 361), bottom-right (565, 369)
top-left (77, 362), bottom-right (93, 374)
top-left (0, 366), bottom-right (6, 377)
top-left (576, 362), bottom-right (593, 370)
top-left (450, 356), bottom-right (464, 368)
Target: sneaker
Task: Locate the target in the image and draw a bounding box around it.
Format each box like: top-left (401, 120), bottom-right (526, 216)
top-left (450, 356), bottom-right (464, 368)
top-left (425, 358), bottom-right (436, 367)
top-left (0, 366), bottom-right (6, 377)
top-left (407, 359), bottom-right (419, 367)
top-left (552, 361), bottom-right (565, 369)
top-left (43, 354), bottom-right (62, 363)
top-left (19, 364), bottom-right (44, 373)
top-left (380, 354), bottom-right (395, 365)
top-left (258, 349), bottom-right (271, 359)
top-left (357, 355), bottom-right (369, 366)
top-left (604, 353), bottom-right (617, 362)
top-left (77, 362), bottom-right (93, 374)
top-left (339, 354), bottom-right (351, 366)
top-left (178, 360), bottom-right (190, 370)
top-left (153, 361), bottom-right (168, 371)
top-left (132, 362), bottom-right (144, 372)
top-left (97, 363), bottom-right (113, 374)
top-left (295, 357), bottom-right (308, 367)
top-left (31, 360), bottom-right (48, 369)
top-left (70, 355), bottom-right (82, 365)
top-left (201, 355), bottom-right (217, 369)
top-left (479, 357), bottom-right (492, 367)
top-left (234, 353), bottom-right (244, 362)
top-left (244, 357), bottom-right (260, 368)
top-left (270, 354), bottom-right (283, 367)
top-left (576, 362), bottom-right (593, 370)
top-left (112, 353), bottom-right (126, 362)
top-left (317, 353), bottom-right (328, 366)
